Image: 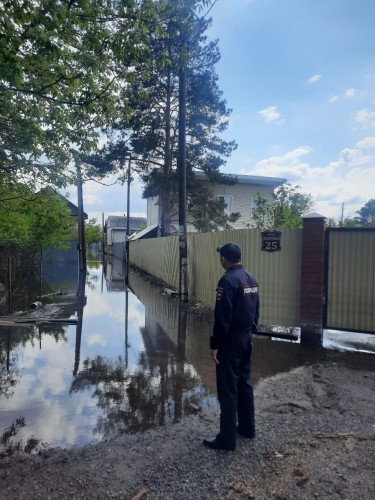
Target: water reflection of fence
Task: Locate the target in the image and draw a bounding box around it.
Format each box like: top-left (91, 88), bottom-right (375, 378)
top-left (129, 266), bottom-right (308, 393)
top-left (129, 268), bottom-right (375, 395)
top-left (129, 271), bottom-right (216, 393)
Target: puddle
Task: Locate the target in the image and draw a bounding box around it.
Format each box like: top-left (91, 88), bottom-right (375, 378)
top-left (0, 257), bottom-right (374, 452)
top-left (324, 329), bottom-right (375, 355)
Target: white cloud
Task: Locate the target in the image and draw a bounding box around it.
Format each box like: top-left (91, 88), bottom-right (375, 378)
top-left (258, 106), bottom-right (282, 123)
top-left (87, 333), bottom-right (107, 347)
top-left (355, 108), bottom-right (375, 128)
top-left (84, 292), bottom-right (125, 321)
top-left (308, 74), bottom-right (321, 84)
top-left (327, 148), bottom-right (371, 172)
top-left (242, 146), bottom-right (313, 180)
top-left (344, 88), bottom-right (356, 98)
top-left (329, 89), bottom-right (356, 103)
top-left (241, 143), bottom-right (375, 219)
top-left (83, 194), bottom-right (99, 205)
top-left (356, 136), bottom-right (375, 149)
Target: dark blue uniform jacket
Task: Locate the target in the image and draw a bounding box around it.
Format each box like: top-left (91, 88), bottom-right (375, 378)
top-left (210, 264), bottom-right (259, 350)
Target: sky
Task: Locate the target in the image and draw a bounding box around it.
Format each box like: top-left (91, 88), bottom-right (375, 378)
top-left (64, 0), bottom-right (375, 223)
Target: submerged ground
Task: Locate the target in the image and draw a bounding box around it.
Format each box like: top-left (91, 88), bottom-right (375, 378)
top-left (1, 264), bottom-right (374, 498)
top-left (1, 361), bottom-right (374, 499)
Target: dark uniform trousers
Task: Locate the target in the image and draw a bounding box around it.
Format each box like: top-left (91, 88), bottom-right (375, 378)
top-left (216, 333), bottom-right (255, 449)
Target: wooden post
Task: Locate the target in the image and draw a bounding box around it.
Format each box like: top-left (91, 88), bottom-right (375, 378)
top-left (300, 213), bottom-right (326, 345)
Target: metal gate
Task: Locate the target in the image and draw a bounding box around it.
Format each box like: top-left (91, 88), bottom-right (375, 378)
top-left (323, 228), bottom-right (375, 333)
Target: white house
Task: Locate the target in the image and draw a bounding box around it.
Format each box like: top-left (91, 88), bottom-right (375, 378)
top-left (104, 216), bottom-right (146, 256)
top-left (146, 173), bottom-right (286, 233)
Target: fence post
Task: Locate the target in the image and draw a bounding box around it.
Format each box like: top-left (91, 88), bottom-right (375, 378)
top-left (300, 213), bottom-right (326, 345)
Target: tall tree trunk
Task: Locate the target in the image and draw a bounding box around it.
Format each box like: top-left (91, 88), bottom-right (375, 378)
top-left (160, 46), bottom-right (172, 236)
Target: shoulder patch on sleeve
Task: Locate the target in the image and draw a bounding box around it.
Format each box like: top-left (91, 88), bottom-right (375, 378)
top-left (216, 286), bottom-right (224, 301)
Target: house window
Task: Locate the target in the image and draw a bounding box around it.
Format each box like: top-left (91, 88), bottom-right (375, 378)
top-left (218, 195), bottom-right (232, 215)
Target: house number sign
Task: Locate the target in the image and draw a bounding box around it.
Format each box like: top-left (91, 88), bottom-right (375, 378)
top-left (261, 230), bottom-right (282, 252)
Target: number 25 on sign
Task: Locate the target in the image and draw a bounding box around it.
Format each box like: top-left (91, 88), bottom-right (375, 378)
top-left (261, 231), bottom-right (282, 252)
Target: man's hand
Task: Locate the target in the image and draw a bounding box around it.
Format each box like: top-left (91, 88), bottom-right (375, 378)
top-left (210, 349), bottom-right (219, 364)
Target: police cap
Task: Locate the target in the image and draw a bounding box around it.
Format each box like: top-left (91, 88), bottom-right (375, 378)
top-left (216, 242), bottom-right (241, 262)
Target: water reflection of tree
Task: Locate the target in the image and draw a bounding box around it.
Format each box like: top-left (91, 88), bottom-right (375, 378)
top-left (69, 350), bottom-right (205, 439)
top-left (85, 268), bottom-right (99, 291)
top-left (0, 330), bottom-right (20, 398)
top-left (0, 417), bottom-right (43, 456)
top-left (37, 324), bottom-right (68, 342)
top-left (86, 253), bottom-right (101, 270)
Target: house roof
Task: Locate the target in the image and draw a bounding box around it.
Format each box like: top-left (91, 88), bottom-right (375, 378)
top-left (65, 198), bottom-right (88, 219)
top-left (303, 212), bottom-right (326, 219)
top-left (194, 171), bottom-right (286, 186)
top-left (40, 188), bottom-right (88, 219)
top-left (106, 216), bottom-right (146, 229)
top-left (128, 225), bottom-right (159, 240)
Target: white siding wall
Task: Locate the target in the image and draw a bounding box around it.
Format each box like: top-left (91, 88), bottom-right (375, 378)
top-left (208, 182), bottom-right (274, 229)
top-left (112, 229), bottom-right (126, 244)
top-left (106, 228), bottom-right (126, 245)
top-left (146, 182), bottom-right (276, 231)
top-left (147, 197), bottom-right (160, 226)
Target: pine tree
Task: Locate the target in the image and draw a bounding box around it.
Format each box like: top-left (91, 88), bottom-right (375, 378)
top-left (357, 199), bottom-right (375, 226)
top-left (93, 0), bottom-right (238, 234)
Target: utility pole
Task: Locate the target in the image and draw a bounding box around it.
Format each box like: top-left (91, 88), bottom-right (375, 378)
top-left (125, 156), bottom-right (131, 286)
top-left (340, 202), bottom-right (344, 227)
top-left (77, 164), bottom-right (86, 272)
top-left (178, 57), bottom-right (188, 302)
top-left (125, 287), bottom-right (129, 368)
top-left (73, 266), bottom-right (86, 376)
top-left (101, 212), bottom-right (105, 260)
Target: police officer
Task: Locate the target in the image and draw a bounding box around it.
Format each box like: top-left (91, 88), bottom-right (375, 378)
top-left (203, 242), bottom-right (259, 451)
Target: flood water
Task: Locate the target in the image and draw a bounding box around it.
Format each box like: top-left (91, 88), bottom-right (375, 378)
top-left (0, 255), bottom-right (374, 452)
